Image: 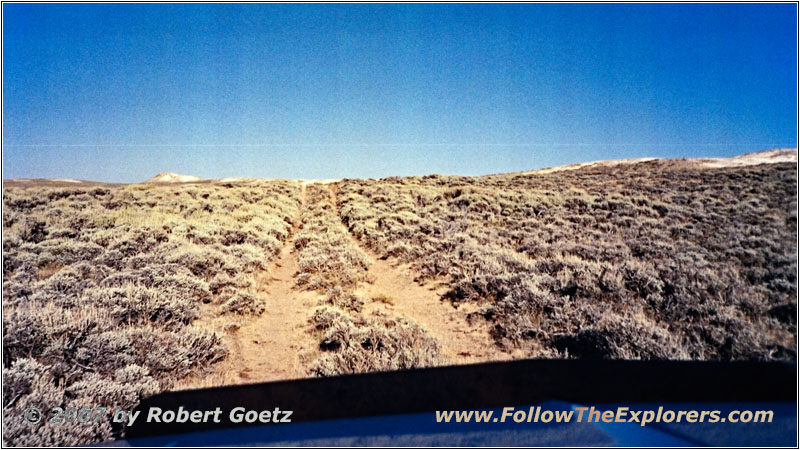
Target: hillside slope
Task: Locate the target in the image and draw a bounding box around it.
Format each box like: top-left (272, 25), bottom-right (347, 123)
top-left (144, 172), bottom-right (203, 183)
top-left (521, 148), bottom-right (796, 175)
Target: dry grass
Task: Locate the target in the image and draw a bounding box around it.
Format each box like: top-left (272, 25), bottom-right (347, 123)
top-left (372, 293), bottom-right (395, 305)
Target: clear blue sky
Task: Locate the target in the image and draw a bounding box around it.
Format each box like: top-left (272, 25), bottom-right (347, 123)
top-left (3, 3), bottom-right (797, 182)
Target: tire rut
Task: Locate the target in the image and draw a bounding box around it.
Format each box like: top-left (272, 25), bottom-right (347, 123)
top-left (175, 184), bottom-right (318, 388)
top-left (325, 184), bottom-right (520, 365)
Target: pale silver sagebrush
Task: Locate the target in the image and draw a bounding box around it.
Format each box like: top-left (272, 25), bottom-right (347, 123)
top-left (337, 163), bottom-right (797, 361)
top-left (2, 180), bottom-right (300, 446)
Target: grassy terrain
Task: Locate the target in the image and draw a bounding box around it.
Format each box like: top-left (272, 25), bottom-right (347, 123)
top-left (338, 162), bottom-right (797, 360)
top-left (2, 160), bottom-right (797, 445)
top-left (2, 181), bottom-right (299, 445)
top-left (295, 184), bottom-right (446, 376)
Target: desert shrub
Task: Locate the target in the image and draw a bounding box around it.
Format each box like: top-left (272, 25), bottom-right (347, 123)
top-left (2, 363), bottom-right (114, 447)
top-left (209, 273), bottom-right (252, 295)
top-left (101, 268), bottom-right (213, 304)
top-left (2, 310), bottom-right (223, 444)
top-left (82, 285), bottom-right (198, 327)
top-left (165, 245), bottom-right (231, 278)
top-left (27, 265), bottom-right (102, 307)
top-left (29, 239), bottom-right (104, 266)
top-left (218, 243), bottom-right (271, 273)
top-left (311, 306), bottom-right (349, 330)
top-left (298, 184), bottom-right (446, 377)
top-left (321, 287), bottom-right (364, 312)
top-left (72, 326), bottom-right (228, 381)
top-left (338, 162), bottom-right (797, 361)
top-left (18, 218), bottom-right (47, 243)
top-left (3, 358), bottom-right (48, 406)
top-left (219, 291), bottom-right (265, 315)
top-left (294, 185), bottom-right (371, 291)
top-left (296, 241), bottom-right (370, 290)
top-left (2, 359), bottom-right (161, 446)
top-left (108, 227), bottom-right (169, 257)
top-left (2, 180), bottom-right (301, 445)
top-left (310, 308), bottom-right (446, 376)
top-left (67, 366), bottom-right (160, 409)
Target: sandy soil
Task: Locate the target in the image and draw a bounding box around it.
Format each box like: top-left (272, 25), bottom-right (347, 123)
top-left (355, 255), bottom-right (521, 365)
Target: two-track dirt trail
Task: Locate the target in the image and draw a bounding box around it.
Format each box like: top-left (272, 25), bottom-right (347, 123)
top-left (176, 184), bottom-right (318, 389)
top-left (177, 181), bottom-right (515, 390)
top-left (324, 184), bottom-right (519, 365)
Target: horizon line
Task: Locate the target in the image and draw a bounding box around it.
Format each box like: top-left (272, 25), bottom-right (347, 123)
top-left (3, 143), bottom-right (793, 148)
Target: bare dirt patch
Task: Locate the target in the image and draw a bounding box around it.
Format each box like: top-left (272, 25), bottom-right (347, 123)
top-left (357, 256), bottom-right (521, 364)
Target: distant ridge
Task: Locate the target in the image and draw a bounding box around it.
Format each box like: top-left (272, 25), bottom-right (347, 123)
top-left (144, 172), bottom-right (203, 183)
top-left (518, 148), bottom-right (797, 176)
top-left (4, 149), bottom-right (796, 186)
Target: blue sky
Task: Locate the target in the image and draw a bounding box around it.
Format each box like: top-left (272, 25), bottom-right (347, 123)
top-left (3, 3), bottom-right (797, 182)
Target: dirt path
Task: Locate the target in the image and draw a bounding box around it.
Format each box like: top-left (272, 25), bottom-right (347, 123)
top-left (325, 184), bottom-right (519, 366)
top-left (175, 184), bottom-right (318, 389)
top-left (177, 182), bottom-right (517, 390)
